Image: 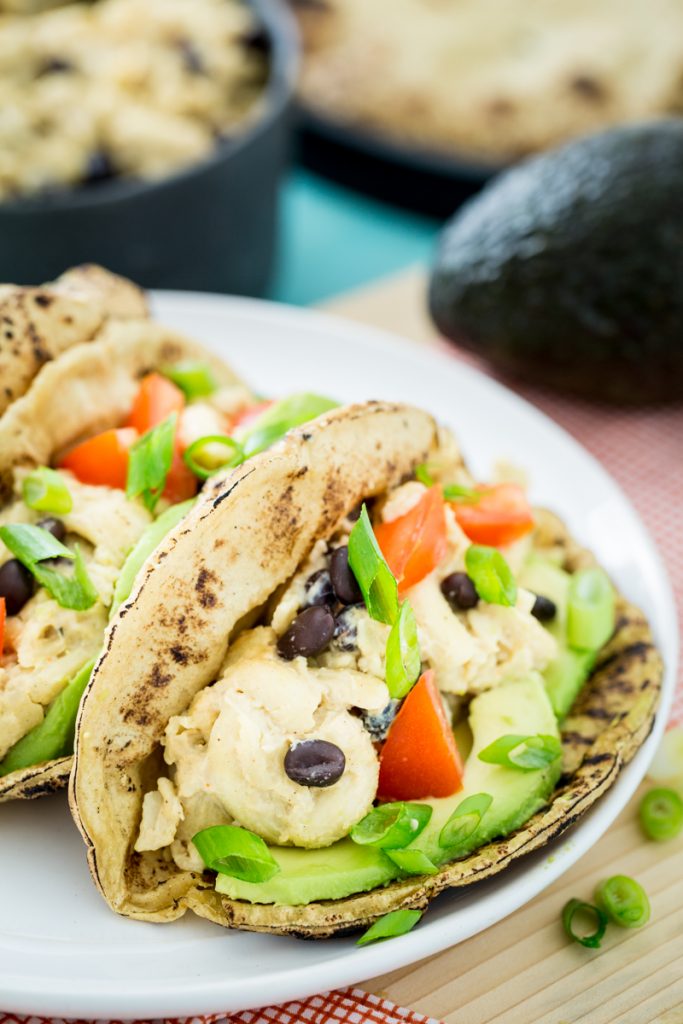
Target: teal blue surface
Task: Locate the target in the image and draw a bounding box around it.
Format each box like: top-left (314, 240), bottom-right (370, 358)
top-left (270, 169), bottom-right (439, 306)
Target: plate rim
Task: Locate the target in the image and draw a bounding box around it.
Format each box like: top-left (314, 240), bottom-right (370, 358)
top-left (1, 290), bottom-right (677, 1018)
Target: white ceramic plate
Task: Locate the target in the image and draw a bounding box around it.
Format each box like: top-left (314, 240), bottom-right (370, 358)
top-left (0, 294), bottom-right (677, 1019)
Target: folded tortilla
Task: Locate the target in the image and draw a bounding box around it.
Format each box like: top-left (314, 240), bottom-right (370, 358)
top-left (69, 403), bottom-right (663, 937)
top-left (0, 319), bottom-right (249, 803)
top-left (0, 264), bottom-right (148, 417)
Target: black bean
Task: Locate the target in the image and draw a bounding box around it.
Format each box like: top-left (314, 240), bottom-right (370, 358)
top-left (441, 572), bottom-right (479, 610)
top-left (304, 568), bottom-right (335, 608)
top-left (361, 700), bottom-right (401, 742)
top-left (0, 559), bottom-right (34, 616)
top-left (531, 594), bottom-right (557, 621)
top-left (277, 606), bottom-right (335, 660)
top-left (333, 607), bottom-right (359, 652)
top-left (84, 150), bottom-right (115, 184)
top-left (329, 545), bottom-right (362, 605)
top-left (284, 739), bottom-right (345, 788)
top-left (346, 502), bottom-right (362, 522)
top-left (36, 517), bottom-right (66, 542)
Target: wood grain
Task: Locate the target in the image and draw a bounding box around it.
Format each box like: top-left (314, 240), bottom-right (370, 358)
top-left (322, 269), bottom-right (683, 1024)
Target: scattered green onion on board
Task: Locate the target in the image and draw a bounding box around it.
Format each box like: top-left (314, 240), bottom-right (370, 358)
top-left (639, 787), bottom-right (683, 842)
top-left (0, 523), bottom-right (97, 611)
top-left (240, 393), bottom-right (338, 458)
top-left (465, 544), bottom-right (517, 606)
top-left (562, 898), bottom-right (609, 949)
top-left (22, 467), bottom-right (72, 515)
top-left (348, 504), bottom-right (399, 626)
top-left (126, 413), bottom-right (177, 513)
top-left (351, 802), bottom-right (432, 850)
top-left (439, 792), bottom-right (493, 849)
top-left (183, 435), bottom-right (244, 479)
top-left (385, 600), bottom-right (421, 699)
top-left (192, 825), bottom-right (280, 883)
top-left (162, 361), bottom-right (217, 400)
top-left (567, 567), bottom-right (615, 651)
top-left (356, 909), bottom-right (422, 947)
top-left (478, 733), bottom-right (561, 771)
top-left (595, 875), bottom-right (651, 929)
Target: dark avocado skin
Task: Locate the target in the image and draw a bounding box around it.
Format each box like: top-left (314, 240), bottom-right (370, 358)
top-left (429, 119), bottom-right (683, 403)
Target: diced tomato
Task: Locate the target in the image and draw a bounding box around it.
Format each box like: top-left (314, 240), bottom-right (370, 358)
top-left (378, 670), bottom-right (463, 801)
top-left (163, 444), bottom-right (198, 503)
top-left (375, 485), bottom-right (448, 593)
top-left (229, 400), bottom-right (274, 432)
top-left (0, 597), bottom-right (5, 653)
top-left (127, 373), bottom-right (185, 434)
top-left (59, 428), bottom-right (138, 490)
top-left (452, 482), bottom-right (534, 547)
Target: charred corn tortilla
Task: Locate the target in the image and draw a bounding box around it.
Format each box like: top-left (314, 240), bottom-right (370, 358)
top-left (0, 321), bottom-right (248, 804)
top-left (0, 264), bottom-right (147, 417)
top-left (69, 404), bottom-right (662, 937)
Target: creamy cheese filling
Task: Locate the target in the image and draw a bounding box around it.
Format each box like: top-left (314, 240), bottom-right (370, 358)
top-left (0, 469), bottom-right (152, 760)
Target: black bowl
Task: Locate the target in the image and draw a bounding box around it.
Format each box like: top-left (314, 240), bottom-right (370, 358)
top-left (0, 0), bottom-right (299, 295)
top-left (297, 107), bottom-right (504, 218)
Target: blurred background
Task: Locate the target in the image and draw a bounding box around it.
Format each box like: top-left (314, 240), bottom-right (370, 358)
top-left (3, 0), bottom-right (683, 297)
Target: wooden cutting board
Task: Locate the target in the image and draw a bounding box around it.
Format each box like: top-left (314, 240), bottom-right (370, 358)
top-left (322, 269), bottom-right (683, 1024)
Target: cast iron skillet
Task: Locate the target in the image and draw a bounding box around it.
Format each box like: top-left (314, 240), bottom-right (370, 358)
top-left (0, 0), bottom-right (299, 295)
top-left (297, 108), bottom-right (504, 218)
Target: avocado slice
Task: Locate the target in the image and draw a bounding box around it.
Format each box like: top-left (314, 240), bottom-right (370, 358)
top-left (519, 557), bottom-right (596, 720)
top-left (216, 676), bottom-right (560, 906)
top-left (0, 658), bottom-right (95, 776)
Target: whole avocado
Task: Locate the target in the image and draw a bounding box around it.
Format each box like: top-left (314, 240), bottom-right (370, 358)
top-left (429, 119), bottom-right (683, 403)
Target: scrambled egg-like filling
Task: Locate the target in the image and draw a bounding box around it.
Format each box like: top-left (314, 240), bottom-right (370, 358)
top-left (0, 469), bottom-right (151, 760)
top-left (0, 0), bottom-right (267, 199)
top-left (137, 475), bottom-right (557, 863)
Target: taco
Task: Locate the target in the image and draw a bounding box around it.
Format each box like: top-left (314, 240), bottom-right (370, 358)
top-left (0, 317), bottom-right (261, 802)
top-left (69, 402), bottom-right (662, 938)
top-left (0, 264), bottom-right (147, 416)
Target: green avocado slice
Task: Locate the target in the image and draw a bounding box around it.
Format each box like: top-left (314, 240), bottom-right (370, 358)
top-left (519, 557), bottom-right (597, 720)
top-left (111, 498), bottom-right (195, 615)
top-left (0, 658), bottom-right (95, 776)
top-left (216, 676), bottom-right (560, 906)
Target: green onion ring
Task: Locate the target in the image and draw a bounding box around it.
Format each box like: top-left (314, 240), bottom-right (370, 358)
top-left (183, 435), bottom-right (244, 479)
top-left (562, 898), bottom-right (608, 948)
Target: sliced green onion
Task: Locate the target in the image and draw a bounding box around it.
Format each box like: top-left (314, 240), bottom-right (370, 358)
top-left (639, 787), bottom-right (683, 842)
top-left (478, 733), bottom-right (562, 771)
top-left (192, 825), bottom-right (280, 883)
top-left (162, 360), bottom-right (217, 400)
top-left (0, 659), bottom-right (95, 775)
top-left (348, 504), bottom-right (399, 625)
top-left (240, 393), bottom-right (338, 457)
top-left (595, 875), bottom-right (651, 929)
top-left (465, 544), bottom-right (517, 606)
top-left (414, 464), bottom-right (481, 503)
top-left (351, 802), bottom-right (432, 849)
top-left (126, 413), bottom-right (177, 513)
top-left (562, 898), bottom-right (608, 948)
top-left (183, 435), bottom-right (244, 479)
top-left (385, 600), bottom-right (421, 699)
top-left (442, 482), bottom-right (482, 503)
top-left (567, 567), bottom-right (615, 651)
top-left (0, 524), bottom-right (97, 611)
top-left (439, 792), bottom-right (493, 849)
top-left (357, 908), bottom-right (422, 946)
top-left (22, 467), bottom-right (72, 515)
top-left (385, 849), bottom-right (438, 875)
top-left (111, 499), bottom-right (195, 615)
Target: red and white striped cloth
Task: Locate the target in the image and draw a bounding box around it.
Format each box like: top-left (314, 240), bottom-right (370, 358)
top-left (0, 989), bottom-right (442, 1024)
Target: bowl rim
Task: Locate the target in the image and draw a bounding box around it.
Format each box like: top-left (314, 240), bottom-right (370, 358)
top-left (0, 0), bottom-right (300, 215)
